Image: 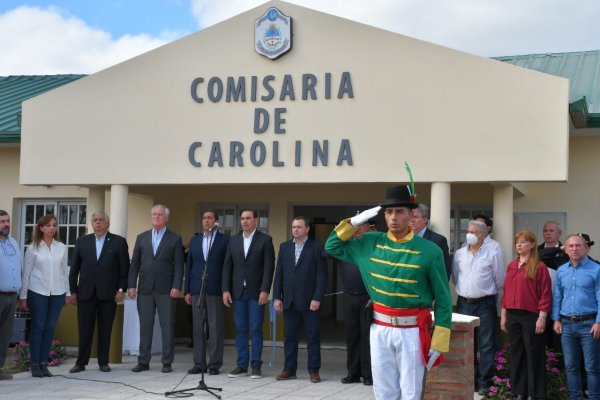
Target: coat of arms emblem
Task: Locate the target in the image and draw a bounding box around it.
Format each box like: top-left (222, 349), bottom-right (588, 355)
top-left (255, 7), bottom-right (292, 60)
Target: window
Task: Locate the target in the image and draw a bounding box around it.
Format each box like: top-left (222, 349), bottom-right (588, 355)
top-left (449, 206), bottom-right (493, 253)
top-left (199, 204), bottom-right (269, 236)
top-left (20, 200), bottom-right (87, 261)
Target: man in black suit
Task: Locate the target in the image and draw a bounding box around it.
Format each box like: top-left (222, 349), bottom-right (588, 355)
top-left (338, 220), bottom-right (373, 386)
top-left (273, 216), bottom-right (327, 383)
top-left (184, 210), bottom-right (229, 375)
top-left (68, 211), bottom-right (129, 373)
top-left (222, 209), bottom-right (275, 379)
top-left (128, 204), bottom-right (184, 373)
top-left (538, 220), bottom-right (568, 271)
top-left (410, 204), bottom-right (451, 279)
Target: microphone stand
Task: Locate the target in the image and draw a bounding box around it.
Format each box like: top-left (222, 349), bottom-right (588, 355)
top-left (166, 227), bottom-right (222, 399)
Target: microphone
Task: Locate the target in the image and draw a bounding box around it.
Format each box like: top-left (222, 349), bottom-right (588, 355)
top-left (209, 222), bottom-right (219, 232)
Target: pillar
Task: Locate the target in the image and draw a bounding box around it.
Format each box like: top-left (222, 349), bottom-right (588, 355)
top-left (109, 184), bottom-right (128, 237)
top-left (492, 183), bottom-right (514, 263)
top-left (87, 186), bottom-right (105, 230)
top-left (430, 182), bottom-right (451, 239)
top-left (108, 184), bottom-right (129, 364)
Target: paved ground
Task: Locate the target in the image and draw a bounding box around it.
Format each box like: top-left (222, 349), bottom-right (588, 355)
top-left (2, 343), bottom-right (483, 400)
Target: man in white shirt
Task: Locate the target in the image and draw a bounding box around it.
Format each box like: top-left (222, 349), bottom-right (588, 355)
top-left (452, 219), bottom-right (505, 395)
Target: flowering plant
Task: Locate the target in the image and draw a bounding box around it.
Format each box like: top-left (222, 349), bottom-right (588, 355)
top-left (486, 342), bottom-right (568, 399)
top-left (9, 339), bottom-right (66, 371)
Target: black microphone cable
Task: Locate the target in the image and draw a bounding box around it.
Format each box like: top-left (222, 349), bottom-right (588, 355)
top-left (51, 371), bottom-right (196, 398)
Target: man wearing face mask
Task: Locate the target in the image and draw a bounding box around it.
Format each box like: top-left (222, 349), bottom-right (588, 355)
top-left (452, 220), bottom-right (505, 396)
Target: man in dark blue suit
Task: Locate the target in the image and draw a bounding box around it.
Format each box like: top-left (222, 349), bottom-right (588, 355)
top-left (68, 211), bottom-right (129, 373)
top-left (273, 216), bottom-right (327, 383)
top-left (184, 210), bottom-right (229, 375)
top-left (411, 204), bottom-right (451, 279)
top-left (222, 209), bottom-right (275, 379)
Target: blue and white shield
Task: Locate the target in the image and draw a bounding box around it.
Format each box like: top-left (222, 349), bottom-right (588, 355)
top-left (255, 7), bottom-right (292, 60)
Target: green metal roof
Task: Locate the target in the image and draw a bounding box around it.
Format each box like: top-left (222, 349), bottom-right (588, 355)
top-left (494, 50), bottom-right (600, 128)
top-left (0, 75), bottom-right (85, 143)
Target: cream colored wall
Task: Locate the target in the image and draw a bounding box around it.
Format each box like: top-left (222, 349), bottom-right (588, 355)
top-left (514, 136), bottom-right (600, 260)
top-left (0, 147), bottom-right (88, 240)
top-left (21, 0), bottom-right (568, 186)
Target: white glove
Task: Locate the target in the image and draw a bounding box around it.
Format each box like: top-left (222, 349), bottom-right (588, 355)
top-left (426, 349), bottom-right (441, 371)
top-left (350, 206), bottom-right (381, 227)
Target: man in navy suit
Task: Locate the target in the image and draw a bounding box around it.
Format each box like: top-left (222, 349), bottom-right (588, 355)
top-left (184, 210), bottom-right (229, 375)
top-left (411, 204), bottom-right (451, 279)
top-left (68, 211), bottom-right (129, 373)
top-left (273, 216), bottom-right (327, 383)
top-left (222, 209), bottom-right (275, 379)
top-left (128, 204), bottom-right (184, 373)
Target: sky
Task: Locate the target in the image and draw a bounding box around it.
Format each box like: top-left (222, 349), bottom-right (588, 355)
top-left (1, 0), bottom-right (599, 76)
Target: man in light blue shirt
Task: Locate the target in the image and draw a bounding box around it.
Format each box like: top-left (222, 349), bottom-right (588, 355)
top-left (0, 210), bottom-right (22, 380)
top-left (553, 234), bottom-right (600, 400)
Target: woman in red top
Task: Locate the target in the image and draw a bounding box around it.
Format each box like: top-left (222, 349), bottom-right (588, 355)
top-left (500, 230), bottom-right (552, 400)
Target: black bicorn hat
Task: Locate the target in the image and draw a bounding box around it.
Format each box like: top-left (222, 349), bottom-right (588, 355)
top-left (380, 185), bottom-right (418, 209)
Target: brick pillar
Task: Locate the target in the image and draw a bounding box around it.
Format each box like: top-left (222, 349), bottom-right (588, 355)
top-left (424, 314), bottom-right (480, 400)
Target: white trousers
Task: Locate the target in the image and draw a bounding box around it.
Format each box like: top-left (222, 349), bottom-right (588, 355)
top-left (370, 324), bottom-right (425, 400)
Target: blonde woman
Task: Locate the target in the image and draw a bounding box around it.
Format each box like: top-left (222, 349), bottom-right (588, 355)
top-left (19, 214), bottom-right (69, 378)
top-left (500, 230), bottom-right (552, 400)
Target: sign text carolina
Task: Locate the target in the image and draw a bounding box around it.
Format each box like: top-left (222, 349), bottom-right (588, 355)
top-left (188, 72), bottom-right (354, 168)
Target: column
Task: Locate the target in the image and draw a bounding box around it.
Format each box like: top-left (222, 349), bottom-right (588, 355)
top-left (109, 184), bottom-right (128, 364)
top-left (87, 186), bottom-right (105, 230)
top-left (109, 184), bottom-right (128, 237)
top-left (492, 183), bottom-right (514, 263)
top-left (429, 182), bottom-right (451, 239)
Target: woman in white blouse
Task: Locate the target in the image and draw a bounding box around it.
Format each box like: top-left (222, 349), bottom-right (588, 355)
top-left (19, 214), bottom-right (69, 378)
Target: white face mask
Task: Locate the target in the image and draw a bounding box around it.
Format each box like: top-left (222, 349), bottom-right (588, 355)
top-left (466, 233), bottom-right (479, 245)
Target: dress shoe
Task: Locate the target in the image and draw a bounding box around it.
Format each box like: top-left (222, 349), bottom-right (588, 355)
top-left (188, 366), bottom-right (207, 374)
top-left (99, 365), bottom-right (111, 372)
top-left (70, 364), bottom-right (86, 373)
top-left (276, 369), bottom-right (297, 380)
top-left (162, 364), bottom-right (172, 373)
top-left (40, 363), bottom-right (53, 377)
top-left (309, 371), bottom-right (321, 383)
top-left (362, 377), bottom-right (373, 386)
top-left (341, 375), bottom-right (361, 384)
top-left (131, 363), bottom-right (149, 372)
top-left (30, 363), bottom-right (44, 378)
top-left (208, 368), bottom-right (220, 375)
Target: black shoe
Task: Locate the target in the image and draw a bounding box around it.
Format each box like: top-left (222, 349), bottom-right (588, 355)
top-left (188, 366), bottom-right (207, 374)
top-left (362, 377), bottom-right (373, 386)
top-left (39, 363), bottom-right (53, 377)
top-left (69, 364), bottom-right (86, 373)
top-left (99, 365), bottom-right (111, 372)
top-left (341, 375), bottom-right (361, 384)
top-left (162, 364), bottom-right (172, 373)
top-left (30, 364), bottom-right (44, 378)
top-left (131, 363), bottom-right (149, 372)
top-left (208, 368), bottom-right (219, 375)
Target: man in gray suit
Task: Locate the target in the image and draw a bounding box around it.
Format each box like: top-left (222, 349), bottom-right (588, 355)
top-left (128, 204), bottom-right (184, 373)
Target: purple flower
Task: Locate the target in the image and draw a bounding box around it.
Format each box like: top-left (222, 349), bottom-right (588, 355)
top-left (489, 386), bottom-right (497, 393)
top-left (497, 357), bottom-right (507, 364)
top-left (496, 364), bottom-right (504, 370)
